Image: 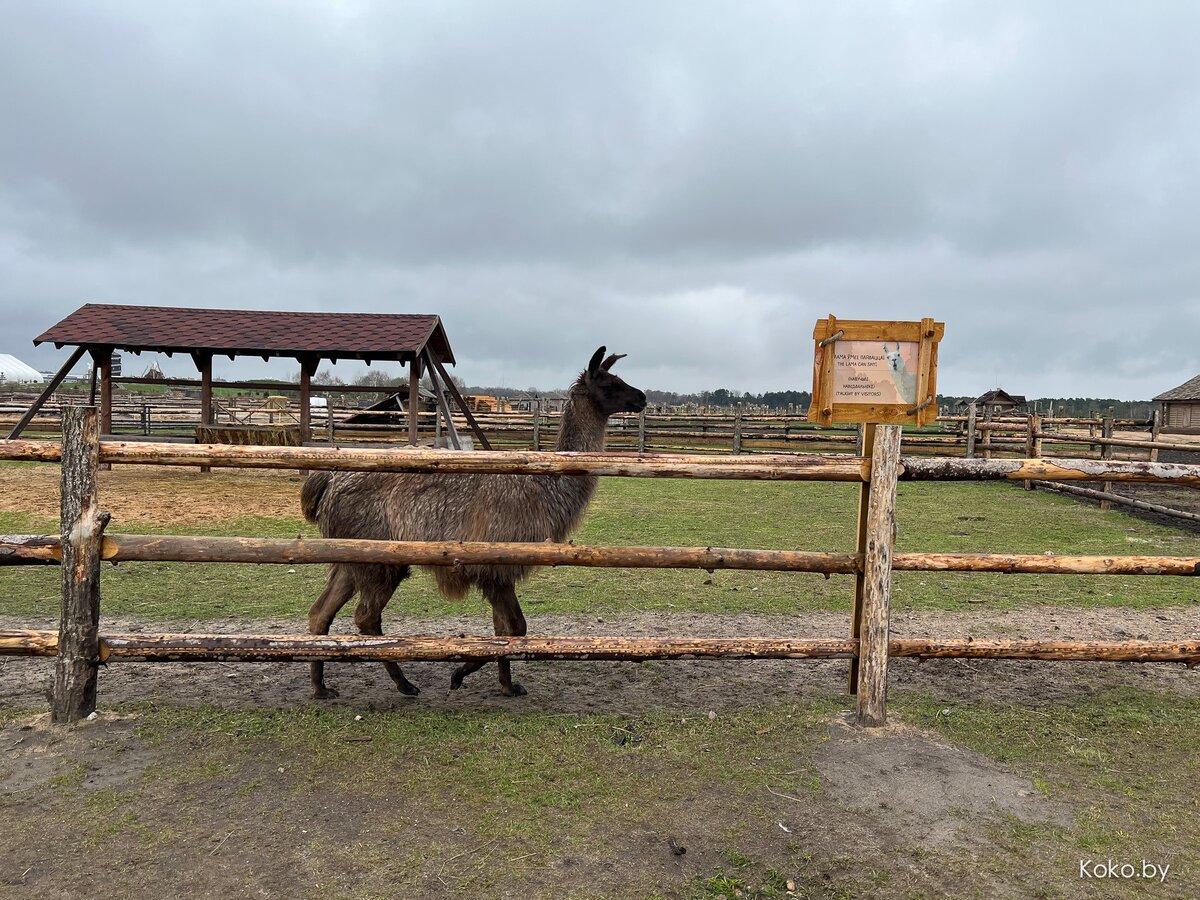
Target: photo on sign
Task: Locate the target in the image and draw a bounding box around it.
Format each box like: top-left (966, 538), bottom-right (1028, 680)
top-left (831, 340), bottom-right (918, 406)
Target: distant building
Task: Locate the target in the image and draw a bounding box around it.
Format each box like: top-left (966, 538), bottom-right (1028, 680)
top-left (958, 389), bottom-right (1026, 417)
top-left (0, 354), bottom-right (45, 384)
top-left (1153, 375), bottom-right (1200, 433)
top-left (510, 393), bottom-right (568, 414)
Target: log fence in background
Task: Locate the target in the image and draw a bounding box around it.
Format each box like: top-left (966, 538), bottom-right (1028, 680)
top-left (2, 408), bottom-right (1199, 726)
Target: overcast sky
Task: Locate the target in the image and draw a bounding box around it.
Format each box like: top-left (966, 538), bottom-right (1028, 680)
top-left (2, 1), bottom-right (1198, 398)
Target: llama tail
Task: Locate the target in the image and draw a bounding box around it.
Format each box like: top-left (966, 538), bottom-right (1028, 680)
top-left (300, 472), bottom-right (332, 523)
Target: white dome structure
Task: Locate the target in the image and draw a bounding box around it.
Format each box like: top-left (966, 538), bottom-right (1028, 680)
top-left (0, 354), bottom-right (46, 384)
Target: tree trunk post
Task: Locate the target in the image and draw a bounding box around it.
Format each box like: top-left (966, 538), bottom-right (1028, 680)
top-left (533, 399), bottom-right (541, 451)
top-left (1149, 408), bottom-right (1161, 463)
top-left (53, 406), bottom-right (108, 724)
top-left (965, 403), bottom-right (977, 459)
top-left (1023, 413), bottom-right (1039, 490)
top-left (733, 407), bottom-right (743, 455)
top-left (407, 355), bottom-right (422, 445)
top-left (1100, 410), bottom-right (1114, 510)
top-left (855, 424), bottom-right (902, 728)
top-left (637, 409), bottom-right (646, 453)
top-left (848, 423), bottom-right (876, 694)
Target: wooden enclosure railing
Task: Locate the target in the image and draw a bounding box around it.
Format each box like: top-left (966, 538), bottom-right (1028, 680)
top-left (2, 408), bottom-right (1199, 728)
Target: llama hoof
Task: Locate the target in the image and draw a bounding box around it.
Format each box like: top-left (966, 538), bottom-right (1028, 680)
top-left (501, 682), bottom-right (527, 697)
top-left (398, 680), bottom-right (421, 697)
top-left (449, 671), bottom-right (465, 691)
top-left (312, 685), bottom-right (339, 700)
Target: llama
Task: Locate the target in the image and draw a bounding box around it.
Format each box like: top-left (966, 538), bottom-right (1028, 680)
top-left (883, 343), bottom-right (917, 405)
top-left (300, 346), bottom-right (647, 699)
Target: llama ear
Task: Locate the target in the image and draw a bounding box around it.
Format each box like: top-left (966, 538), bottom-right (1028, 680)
top-left (600, 352), bottom-right (627, 372)
top-left (587, 346), bottom-right (606, 376)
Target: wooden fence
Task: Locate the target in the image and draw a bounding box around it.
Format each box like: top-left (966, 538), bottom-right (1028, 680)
top-left (2, 408), bottom-right (1199, 728)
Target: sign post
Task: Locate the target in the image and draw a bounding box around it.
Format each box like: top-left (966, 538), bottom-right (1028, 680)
top-left (808, 316), bottom-right (944, 725)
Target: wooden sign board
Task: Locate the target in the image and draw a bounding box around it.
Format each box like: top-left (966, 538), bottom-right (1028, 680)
top-left (809, 316), bottom-right (945, 427)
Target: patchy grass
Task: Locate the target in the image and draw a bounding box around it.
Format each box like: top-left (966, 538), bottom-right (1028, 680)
top-left (896, 688), bottom-right (1200, 887)
top-left (3, 478), bottom-right (1199, 621)
top-left (6, 690), bottom-right (1197, 898)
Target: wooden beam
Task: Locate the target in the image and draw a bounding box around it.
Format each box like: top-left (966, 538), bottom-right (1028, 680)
top-left (848, 423), bottom-right (876, 694)
top-left (407, 354), bottom-right (421, 445)
top-left (422, 350), bottom-right (461, 449)
top-left (6, 630), bottom-right (1197, 666)
top-left (52, 407), bottom-right (106, 723)
top-left (5, 346), bottom-right (88, 440)
top-left (424, 351), bottom-right (493, 450)
top-left (0, 441), bottom-right (870, 480)
top-left (6, 534), bottom-right (1200, 576)
top-left (196, 352), bottom-right (213, 474)
top-left (856, 424), bottom-right (902, 727)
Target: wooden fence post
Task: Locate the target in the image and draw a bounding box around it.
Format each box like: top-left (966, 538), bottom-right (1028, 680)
top-left (533, 400), bottom-right (542, 452)
top-left (1149, 409), bottom-right (1161, 463)
top-left (1023, 413), bottom-right (1041, 491)
top-left (848, 423), bottom-right (876, 694)
top-left (965, 403), bottom-right (977, 459)
top-left (637, 409), bottom-right (646, 454)
top-left (1099, 411), bottom-right (1114, 510)
top-left (855, 424), bottom-right (902, 727)
top-left (733, 407), bottom-right (743, 455)
top-left (53, 406), bottom-right (108, 724)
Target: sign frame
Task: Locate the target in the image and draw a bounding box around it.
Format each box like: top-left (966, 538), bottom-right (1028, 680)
top-left (808, 316), bottom-right (945, 427)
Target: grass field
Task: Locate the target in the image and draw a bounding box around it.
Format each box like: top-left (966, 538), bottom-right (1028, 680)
top-left (2, 462), bottom-right (1199, 897)
top-left (2, 473), bottom-right (1198, 622)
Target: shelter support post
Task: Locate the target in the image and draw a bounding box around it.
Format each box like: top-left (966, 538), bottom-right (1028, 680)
top-left (855, 424), bottom-right (902, 727)
top-left (52, 407), bottom-right (107, 723)
top-left (408, 355), bottom-right (422, 445)
top-left (425, 352), bottom-right (493, 450)
top-left (5, 345), bottom-right (87, 440)
top-left (422, 350), bottom-right (461, 449)
top-left (195, 353), bottom-right (213, 474)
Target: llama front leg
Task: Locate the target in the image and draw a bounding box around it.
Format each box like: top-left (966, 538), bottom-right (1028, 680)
top-left (308, 566), bottom-right (356, 700)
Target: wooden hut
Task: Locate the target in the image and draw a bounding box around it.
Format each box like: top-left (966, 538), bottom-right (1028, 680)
top-left (959, 389), bottom-right (1026, 417)
top-left (1154, 375), bottom-right (1200, 433)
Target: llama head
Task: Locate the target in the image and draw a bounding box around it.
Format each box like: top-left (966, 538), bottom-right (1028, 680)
top-left (883, 343), bottom-right (903, 371)
top-left (579, 346), bottom-right (646, 416)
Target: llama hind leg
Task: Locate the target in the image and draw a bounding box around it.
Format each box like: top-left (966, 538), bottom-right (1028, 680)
top-left (354, 586), bottom-right (419, 697)
top-left (308, 565), bottom-right (356, 700)
top-left (451, 583), bottom-right (527, 697)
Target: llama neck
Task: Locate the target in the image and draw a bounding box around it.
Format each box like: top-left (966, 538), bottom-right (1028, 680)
top-left (555, 384), bottom-right (608, 452)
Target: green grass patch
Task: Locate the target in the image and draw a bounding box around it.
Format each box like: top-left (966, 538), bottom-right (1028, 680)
top-left (3, 479), bottom-right (1198, 621)
top-left (896, 688), bottom-right (1200, 880)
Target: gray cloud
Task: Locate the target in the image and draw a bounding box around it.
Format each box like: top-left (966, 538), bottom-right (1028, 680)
top-left (2, 1), bottom-right (1198, 398)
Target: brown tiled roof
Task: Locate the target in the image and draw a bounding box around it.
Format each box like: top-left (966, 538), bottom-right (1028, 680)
top-left (34, 304), bottom-right (454, 364)
top-left (1154, 375), bottom-right (1200, 402)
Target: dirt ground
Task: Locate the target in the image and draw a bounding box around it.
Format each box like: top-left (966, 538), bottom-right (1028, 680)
top-left (3, 461), bottom-right (1199, 897)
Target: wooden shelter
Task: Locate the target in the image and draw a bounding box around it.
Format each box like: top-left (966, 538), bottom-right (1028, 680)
top-left (959, 389), bottom-right (1026, 417)
top-left (9, 303), bottom-right (490, 450)
top-left (1154, 375), bottom-right (1200, 433)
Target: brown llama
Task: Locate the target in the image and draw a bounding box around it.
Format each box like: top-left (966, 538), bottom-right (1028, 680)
top-left (300, 346), bottom-right (646, 699)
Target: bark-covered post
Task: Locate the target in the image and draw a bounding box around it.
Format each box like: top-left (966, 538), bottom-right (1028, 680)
top-left (733, 407), bottom-right (743, 454)
top-left (407, 355), bottom-right (422, 445)
top-left (53, 406), bottom-right (108, 724)
top-left (855, 424), bottom-right (902, 728)
top-left (1024, 413), bottom-right (1037, 491)
top-left (1150, 409), bottom-right (1162, 463)
top-left (1100, 410), bottom-right (1114, 510)
top-left (637, 409), bottom-right (646, 453)
top-left (533, 399), bottom-right (542, 451)
top-left (965, 403), bottom-right (977, 459)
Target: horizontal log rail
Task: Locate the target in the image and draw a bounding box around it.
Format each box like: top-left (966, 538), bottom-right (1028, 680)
top-left (1039, 431), bottom-right (1200, 454)
top-left (1042, 483), bottom-right (1200, 524)
top-left (4, 439), bottom-right (1200, 486)
top-left (899, 456), bottom-right (1200, 487)
top-left (3, 630), bottom-right (1197, 666)
top-left (5, 534), bottom-right (1199, 576)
